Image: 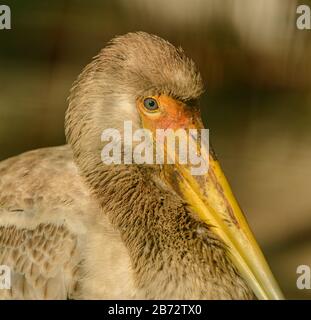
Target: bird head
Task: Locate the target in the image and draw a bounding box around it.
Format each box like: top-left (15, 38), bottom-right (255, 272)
top-left (65, 32), bottom-right (284, 300)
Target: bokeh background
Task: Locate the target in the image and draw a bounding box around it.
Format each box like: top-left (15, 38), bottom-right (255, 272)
top-left (0, 0), bottom-right (311, 299)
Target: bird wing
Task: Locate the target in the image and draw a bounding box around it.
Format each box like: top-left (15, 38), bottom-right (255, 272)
top-left (0, 222), bottom-right (81, 299)
top-left (0, 146), bottom-right (95, 299)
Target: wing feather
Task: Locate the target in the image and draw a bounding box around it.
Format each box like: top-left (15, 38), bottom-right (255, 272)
top-left (0, 223), bottom-right (81, 299)
top-left (0, 146), bottom-right (94, 299)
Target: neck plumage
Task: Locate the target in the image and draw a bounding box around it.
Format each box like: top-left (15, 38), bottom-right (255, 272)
top-left (81, 160), bottom-right (255, 299)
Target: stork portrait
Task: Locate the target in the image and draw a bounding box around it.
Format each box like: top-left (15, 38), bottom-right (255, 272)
top-left (0, 1), bottom-right (310, 303)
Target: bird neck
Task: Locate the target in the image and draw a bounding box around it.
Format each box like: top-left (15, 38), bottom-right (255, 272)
top-left (82, 162), bottom-right (254, 299)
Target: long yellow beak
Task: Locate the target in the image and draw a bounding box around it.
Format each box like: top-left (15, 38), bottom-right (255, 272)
top-left (161, 128), bottom-right (284, 300)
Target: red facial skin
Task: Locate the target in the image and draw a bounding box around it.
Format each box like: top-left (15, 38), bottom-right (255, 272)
top-left (136, 95), bottom-right (202, 132)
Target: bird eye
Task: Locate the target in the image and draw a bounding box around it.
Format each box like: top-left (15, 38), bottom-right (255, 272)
top-left (143, 98), bottom-right (159, 112)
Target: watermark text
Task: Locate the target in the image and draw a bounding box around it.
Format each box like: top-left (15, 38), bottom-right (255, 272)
top-left (297, 4), bottom-right (311, 30)
top-left (0, 5), bottom-right (11, 30)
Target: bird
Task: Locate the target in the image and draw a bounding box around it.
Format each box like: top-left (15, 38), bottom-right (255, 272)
top-left (0, 32), bottom-right (284, 300)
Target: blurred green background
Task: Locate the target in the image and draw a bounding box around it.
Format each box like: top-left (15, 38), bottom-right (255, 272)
top-left (0, 0), bottom-right (311, 299)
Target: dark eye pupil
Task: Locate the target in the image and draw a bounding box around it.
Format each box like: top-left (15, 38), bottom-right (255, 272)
top-left (144, 98), bottom-right (158, 111)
